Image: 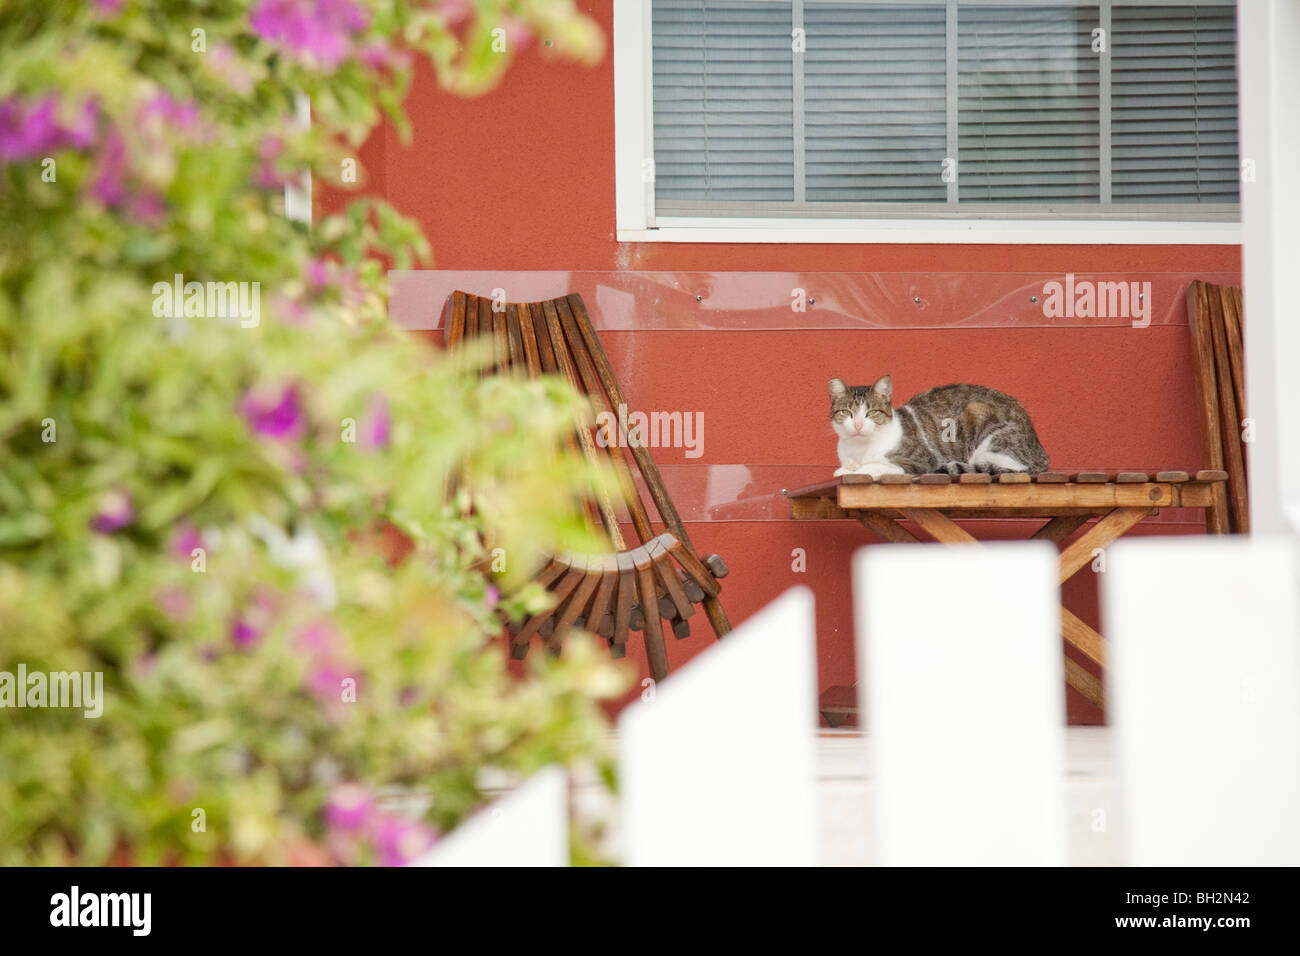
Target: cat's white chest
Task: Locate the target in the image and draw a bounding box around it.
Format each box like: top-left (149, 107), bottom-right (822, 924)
top-left (834, 416), bottom-right (904, 478)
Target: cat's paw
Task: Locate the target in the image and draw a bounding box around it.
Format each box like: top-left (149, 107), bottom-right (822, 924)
top-left (853, 461), bottom-right (907, 479)
top-left (832, 466), bottom-right (848, 477)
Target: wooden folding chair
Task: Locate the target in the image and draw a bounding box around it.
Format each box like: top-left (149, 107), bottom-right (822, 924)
top-left (443, 290), bottom-right (732, 680)
top-left (1185, 280), bottom-right (1249, 533)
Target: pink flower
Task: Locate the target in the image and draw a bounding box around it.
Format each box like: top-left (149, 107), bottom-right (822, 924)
top-left (306, 664), bottom-right (353, 704)
top-left (485, 583), bottom-right (500, 608)
top-left (435, 0), bottom-right (473, 28)
top-left (91, 489), bottom-right (134, 533)
top-left (324, 783), bottom-right (375, 832)
top-left (92, 0), bottom-right (125, 14)
top-left (357, 40), bottom-right (412, 73)
top-left (253, 135), bottom-right (289, 190)
top-left (295, 620), bottom-right (341, 658)
top-left (156, 587), bottom-right (193, 621)
top-left (372, 816), bottom-right (438, 866)
top-left (240, 383), bottom-right (305, 441)
top-left (205, 43), bottom-right (256, 95)
top-left (249, 0), bottom-right (370, 70)
top-left (295, 621), bottom-right (359, 706)
top-left (501, 16), bottom-right (533, 50)
top-left (127, 189), bottom-right (167, 226)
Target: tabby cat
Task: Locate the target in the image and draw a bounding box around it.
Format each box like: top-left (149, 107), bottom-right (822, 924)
top-left (829, 376), bottom-right (1049, 478)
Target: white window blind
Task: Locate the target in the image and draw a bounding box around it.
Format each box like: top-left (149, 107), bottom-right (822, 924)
top-left (649, 0), bottom-right (1239, 220)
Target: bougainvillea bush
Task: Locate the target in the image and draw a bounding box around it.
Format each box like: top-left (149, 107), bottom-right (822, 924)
top-left (0, 0), bottom-right (626, 865)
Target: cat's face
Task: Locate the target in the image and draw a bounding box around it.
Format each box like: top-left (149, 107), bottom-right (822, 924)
top-left (829, 376), bottom-right (893, 439)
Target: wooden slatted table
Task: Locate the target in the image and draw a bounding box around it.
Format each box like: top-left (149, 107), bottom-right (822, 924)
top-left (784, 469), bottom-right (1230, 718)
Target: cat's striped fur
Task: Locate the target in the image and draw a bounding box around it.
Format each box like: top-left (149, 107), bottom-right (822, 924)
top-left (829, 376), bottom-right (1048, 478)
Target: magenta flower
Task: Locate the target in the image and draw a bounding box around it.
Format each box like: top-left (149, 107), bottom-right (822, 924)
top-left (0, 95), bottom-right (62, 161)
top-left (372, 816), bottom-right (438, 866)
top-left (230, 618), bottom-right (262, 649)
top-left (169, 522), bottom-right (205, 562)
top-left (63, 99), bottom-right (99, 150)
top-left (361, 394), bottom-right (391, 451)
top-left (485, 583), bottom-right (500, 608)
top-left (250, 0), bottom-right (370, 69)
top-left (324, 783), bottom-right (375, 832)
top-left (230, 592), bottom-right (277, 649)
top-left (241, 384), bottom-right (305, 441)
top-left (306, 257), bottom-right (331, 289)
top-left (138, 92), bottom-right (204, 142)
top-left (91, 489), bottom-right (134, 533)
top-left (92, 0), bottom-right (125, 14)
top-left (89, 128), bottom-right (127, 206)
top-left (0, 95), bottom-right (101, 161)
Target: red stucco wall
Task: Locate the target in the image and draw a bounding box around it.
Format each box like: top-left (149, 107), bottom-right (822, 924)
top-left (333, 2), bottom-right (1242, 723)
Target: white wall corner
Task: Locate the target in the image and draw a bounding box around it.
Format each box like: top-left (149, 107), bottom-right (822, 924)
top-left (1239, 0), bottom-right (1300, 535)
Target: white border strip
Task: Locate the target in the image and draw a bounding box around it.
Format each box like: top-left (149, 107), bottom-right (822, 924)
top-left (621, 218), bottom-right (1242, 244)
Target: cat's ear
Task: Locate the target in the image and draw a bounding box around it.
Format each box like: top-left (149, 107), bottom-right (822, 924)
top-left (872, 375), bottom-right (892, 400)
top-left (828, 377), bottom-right (847, 399)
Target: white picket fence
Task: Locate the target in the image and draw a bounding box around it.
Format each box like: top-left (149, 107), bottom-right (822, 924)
top-left (417, 535), bottom-right (1300, 866)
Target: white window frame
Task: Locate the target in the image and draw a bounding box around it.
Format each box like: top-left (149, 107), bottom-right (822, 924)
top-left (613, 0), bottom-right (1244, 244)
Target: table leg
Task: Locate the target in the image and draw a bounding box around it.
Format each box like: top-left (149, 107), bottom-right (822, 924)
top-left (1058, 507), bottom-right (1148, 583)
top-left (900, 508), bottom-right (978, 544)
top-left (856, 510), bottom-right (919, 543)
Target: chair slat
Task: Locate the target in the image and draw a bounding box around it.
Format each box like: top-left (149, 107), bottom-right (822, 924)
top-left (613, 553), bottom-right (637, 648)
top-left (585, 570), bottom-right (618, 640)
top-left (553, 295), bottom-right (657, 544)
top-left (513, 566), bottom-right (584, 649)
top-left (505, 303), bottom-right (525, 370)
top-left (664, 534), bottom-right (721, 598)
top-left (447, 291), bottom-right (467, 345)
top-left (635, 554), bottom-right (670, 681)
top-left (566, 295), bottom-right (730, 627)
top-left (652, 546), bottom-right (695, 621)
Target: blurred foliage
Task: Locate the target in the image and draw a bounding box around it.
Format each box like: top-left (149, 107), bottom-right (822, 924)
top-left (0, 0), bottom-right (626, 865)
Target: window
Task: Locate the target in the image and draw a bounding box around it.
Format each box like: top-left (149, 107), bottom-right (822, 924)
top-left (613, 0), bottom-right (1241, 242)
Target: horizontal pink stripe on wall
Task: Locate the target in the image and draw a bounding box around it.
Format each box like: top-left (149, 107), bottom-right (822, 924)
top-left (390, 269), bottom-right (1242, 332)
